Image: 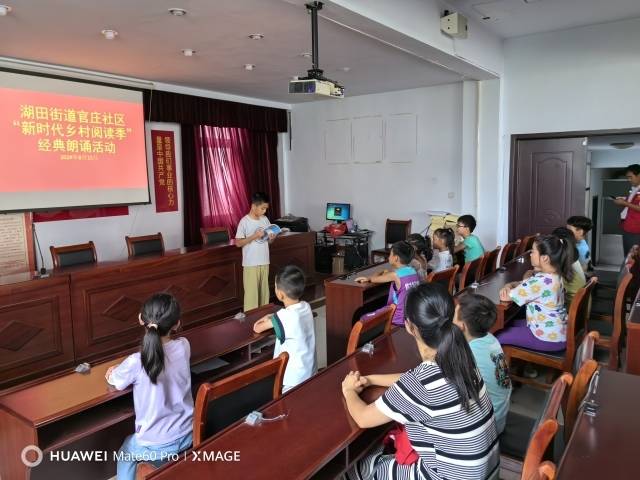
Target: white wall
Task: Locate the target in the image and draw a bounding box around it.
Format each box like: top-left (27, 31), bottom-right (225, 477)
top-left (460, 81), bottom-right (479, 215)
top-left (328, 0), bottom-right (504, 76)
top-left (477, 79), bottom-right (501, 250)
top-left (590, 149), bottom-right (640, 169)
top-left (286, 83), bottom-right (464, 249)
top-left (495, 17), bottom-right (640, 242)
top-left (35, 122), bottom-right (183, 270)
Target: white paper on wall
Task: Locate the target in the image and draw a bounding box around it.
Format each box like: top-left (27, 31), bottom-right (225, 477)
top-left (385, 113), bottom-right (417, 164)
top-left (352, 115), bottom-right (383, 164)
top-left (324, 118), bottom-right (351, 165)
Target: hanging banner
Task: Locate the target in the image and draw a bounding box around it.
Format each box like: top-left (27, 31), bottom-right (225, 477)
top-left (151, 130), bottom-right (178, 213)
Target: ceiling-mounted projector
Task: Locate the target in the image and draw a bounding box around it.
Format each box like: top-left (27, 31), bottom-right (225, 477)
top-left (289, 78), bottom-right (344, 98)
top-left (289, 2), bottom-right (344, 99)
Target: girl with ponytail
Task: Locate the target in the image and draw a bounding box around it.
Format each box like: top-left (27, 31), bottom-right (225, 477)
top-left (496, 234), bottom-right (571, 352)
top-left (106, 294), bottom-right (193, 480)
top-left (341, 283), bottom-right (499, 480)
top-left (428, 228), bottom-right (455, 273)
top-left (407, 233), bottom-right (432, 280)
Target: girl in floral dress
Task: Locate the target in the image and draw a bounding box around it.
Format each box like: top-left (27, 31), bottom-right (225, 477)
top-left (496, 235), bottom-right (573, 352)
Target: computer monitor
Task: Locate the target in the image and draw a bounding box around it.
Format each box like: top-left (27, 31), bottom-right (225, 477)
top-left (326, 203), bottom-right (351, 222)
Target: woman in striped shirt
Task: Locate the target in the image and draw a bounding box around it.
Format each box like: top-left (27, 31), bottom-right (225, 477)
top-left (342, 282), bottom-right (499, 480)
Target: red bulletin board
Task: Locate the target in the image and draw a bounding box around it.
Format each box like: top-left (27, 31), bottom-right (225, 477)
top-left (151, 130), bottom-right (178, 213)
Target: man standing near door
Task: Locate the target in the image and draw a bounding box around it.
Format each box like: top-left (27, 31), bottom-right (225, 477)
top-left (614, 164), bottom-right (640, 256)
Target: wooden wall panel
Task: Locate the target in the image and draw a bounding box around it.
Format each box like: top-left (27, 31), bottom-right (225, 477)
top-left (269, 235), bottom-right (315, 284)
top-left (0, 232), bottom-right (315, 388)
top-left (70, 250), bottom-right (244, 363)
top-left (0, 276), bottom-right (73, 389)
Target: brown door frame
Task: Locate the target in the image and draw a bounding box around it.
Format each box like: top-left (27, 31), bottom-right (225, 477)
top-left (508, 127), bottom-right (640, 241)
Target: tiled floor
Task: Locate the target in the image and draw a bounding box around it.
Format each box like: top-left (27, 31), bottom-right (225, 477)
top-left (313, 304), bottom-right (328, 370)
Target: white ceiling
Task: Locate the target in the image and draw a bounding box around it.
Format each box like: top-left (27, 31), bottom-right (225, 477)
top-left (3, 1), bottom-right (639, 102)
top-left (445, 0), bottom-right (640, 38)
top-left (0, 0), bottom-right (463, 103)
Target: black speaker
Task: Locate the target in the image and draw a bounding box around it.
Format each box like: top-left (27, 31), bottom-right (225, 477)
top-left (344, 245), bottom-right (366, 270)
top-left (315, 245), bottom-right (336, 273)
top-left (274, 216), bottom-right (309, 232)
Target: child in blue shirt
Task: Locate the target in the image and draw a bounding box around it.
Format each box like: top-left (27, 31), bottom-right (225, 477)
top-left (567, 215), bottom-right (593, 271)
top-left (356, 241), bottom-right (420, 326)
top-left (453, 292), bottom-right (512, 434)
top-left (455, 214), bottom-right (485, 262)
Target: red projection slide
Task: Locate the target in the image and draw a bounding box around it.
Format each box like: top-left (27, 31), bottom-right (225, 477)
top-left (0, 87), bottom-right (147, 193)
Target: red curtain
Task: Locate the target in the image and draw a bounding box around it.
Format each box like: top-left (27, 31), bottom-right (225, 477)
top-left (181, 124), bottom-right (202, 247)
top-left (194, 126), bottom-right (281, 238)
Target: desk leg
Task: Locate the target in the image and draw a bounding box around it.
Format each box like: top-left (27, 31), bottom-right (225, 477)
top-left (325, 286), bottom-right (364, 365)
top-left (0, 410), bottom-right (35, 480)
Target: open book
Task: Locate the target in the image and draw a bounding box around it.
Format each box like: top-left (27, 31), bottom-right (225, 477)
top-left (258, 224), bottom-right (289, 242)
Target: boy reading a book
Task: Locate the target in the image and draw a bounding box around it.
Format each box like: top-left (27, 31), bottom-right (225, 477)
top-left (236, 192), bottom-right (276, 311)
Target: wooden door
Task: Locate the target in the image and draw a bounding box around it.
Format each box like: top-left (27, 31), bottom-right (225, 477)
top-left (510, 137), bottom-right (587, 240)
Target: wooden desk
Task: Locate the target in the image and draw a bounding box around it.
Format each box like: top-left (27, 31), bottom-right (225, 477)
top-left (147, 328), bottom-right (422, 480)
top-left (323, 254), bottom-right (530, 365)
top-left (558, 369), bottom-right (640, 479)
top-left (324, 263), bottom-right (391, 364)
top-left (456, 254), bottom-right (532, 332)
top-left (0, 305), bottom-right (277, 480)
top-left (0, 232), bottom-right (315, 389)
top-left (0, 274), bottom-right (74, 392)
top-left (625, 289), bottom-right (640, 375)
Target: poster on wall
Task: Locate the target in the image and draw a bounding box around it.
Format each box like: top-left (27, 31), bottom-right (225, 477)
top-left (0, 213), bottom-right (35, 275)
top-left (151, 130), bottom-right (179, 213)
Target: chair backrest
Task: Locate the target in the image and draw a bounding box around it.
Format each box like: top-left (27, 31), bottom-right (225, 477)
top-left (49, 241), bottom-right (97, 269)
top-left (517, 234), bottom-right (537, 255)
top-left (426, 265), bottom-right (459, 295)
top-left (626, 250), bottom-right (640, 302)
top-left (533, 461), bottom-right (557, 480)
top-left (478, 247), bottom-right (501, 279)
top-left (346, 305), bottom-right (395, 355)
top-left (192, 352), bottom-right (288, 447)
top-left (499, 240), bottom-right (522, 267)
top-left (565, 359), bottom-right (599, 439)
top-left (201, 226), bottom-right (231, 245)
top-left (520, 438), bottom-right (558, 480)
top-left (572, 331), bottom-right (599, 376)
top-left (522, 373), bottom-right (572, 479)
top-left (563, 278), bottom-right (598, 371)
top-left (125, 232), bottom-right (164, 258)
top-left (385, 219), bottom-right (412, 246)
top-left (522, 421), bottom-right (560, 480)
top-left (610, 269), bottom-right (634, 369)
top-left (458, 256), bottom-right (483, 290)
